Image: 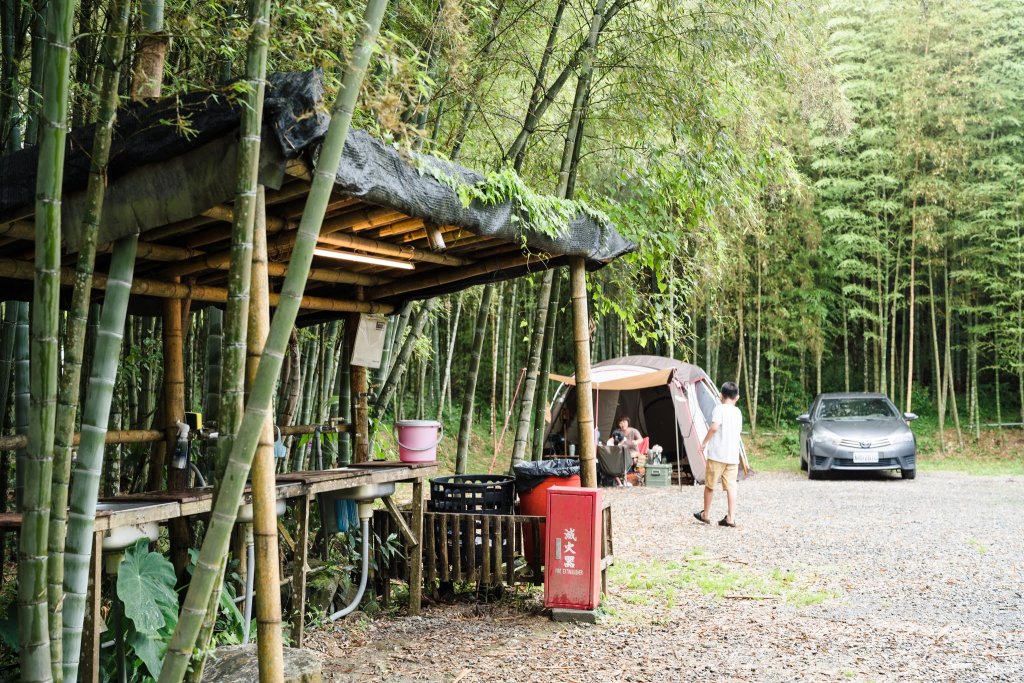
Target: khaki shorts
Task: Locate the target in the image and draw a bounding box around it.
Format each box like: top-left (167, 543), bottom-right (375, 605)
top-left (705, 460), bottom-right (738, 493)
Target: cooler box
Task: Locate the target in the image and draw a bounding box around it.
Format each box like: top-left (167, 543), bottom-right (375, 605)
top-left (544, 486), bottom-right (602, 611)
top-left (645, 463), bottom-right (672, 487)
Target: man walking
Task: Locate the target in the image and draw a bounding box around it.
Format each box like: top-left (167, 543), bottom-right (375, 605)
top-left (694, 381), bottom-right (742, 527)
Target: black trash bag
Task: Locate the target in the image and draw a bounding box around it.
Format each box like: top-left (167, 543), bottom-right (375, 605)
top-left (512, 458), bottom-right (580, 494)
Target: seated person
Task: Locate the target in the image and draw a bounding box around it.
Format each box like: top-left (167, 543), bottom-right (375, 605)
top-left (616, 416), bottom-right (644, 454)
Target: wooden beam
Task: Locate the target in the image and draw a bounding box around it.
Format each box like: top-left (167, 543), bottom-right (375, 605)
top-left (291, 494), bottom-right (311, 646)
top-left (317, 232), bottom-right (471, 267)
top-left (369, 252), bottom-right (537, 300)
top-left (0, 258), bottom-right (395, 313)
top-left (163, 230), bottom-right (390, 286)
top-left (409, 479), bottom-right (425, 616)
top-left (381, 495), bottom-right (417, 547)
top-left (0, 428), bottom-right (162, 451)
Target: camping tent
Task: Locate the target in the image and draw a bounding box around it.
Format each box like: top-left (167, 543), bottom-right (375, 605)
top-left (544, 356), bottom-right (748, 484)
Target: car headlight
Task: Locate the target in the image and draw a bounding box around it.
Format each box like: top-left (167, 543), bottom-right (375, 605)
top-left (812, 431), bottom-right (841, 446)
top-left (895, 431), bottom-right (914, 443)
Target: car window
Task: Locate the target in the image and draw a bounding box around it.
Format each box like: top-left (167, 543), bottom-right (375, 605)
top-left (817, 398), bottom-right (899, 420)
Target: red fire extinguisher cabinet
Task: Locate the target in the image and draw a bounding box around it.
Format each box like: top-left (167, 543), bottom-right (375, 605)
top-left (544, 486), bottom-right (602, 610)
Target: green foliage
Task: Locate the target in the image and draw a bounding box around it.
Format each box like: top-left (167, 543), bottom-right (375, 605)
top-left (114, 540), bottom-right (180, 680)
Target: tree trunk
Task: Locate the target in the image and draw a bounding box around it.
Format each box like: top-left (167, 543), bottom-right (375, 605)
top-left (456, 286), bottom-right (493, 474)
top-left (157, 1), bottom-right (389, 674)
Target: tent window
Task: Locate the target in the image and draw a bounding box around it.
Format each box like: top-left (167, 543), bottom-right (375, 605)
top-left (696, 381), bottom-right (717, 424)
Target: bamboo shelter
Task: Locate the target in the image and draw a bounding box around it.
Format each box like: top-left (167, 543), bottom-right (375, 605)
top-left (0, 71), bottom-right (632, 319)
top-left (0, 68), bottom-right (633, 682)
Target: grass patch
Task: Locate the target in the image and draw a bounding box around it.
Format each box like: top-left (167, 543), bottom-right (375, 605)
top-left (609, 550), bottom-right (834, 610)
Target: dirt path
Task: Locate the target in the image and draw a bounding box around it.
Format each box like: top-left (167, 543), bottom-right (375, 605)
top-left (307, 471), bottom-right (1024, 682)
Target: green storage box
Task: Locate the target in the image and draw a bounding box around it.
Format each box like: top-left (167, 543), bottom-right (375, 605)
top-left (645, 463), bottom-right (672, 487)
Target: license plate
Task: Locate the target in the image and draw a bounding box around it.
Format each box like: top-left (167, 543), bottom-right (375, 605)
top-left (853, 451), bottom-right (879, 463)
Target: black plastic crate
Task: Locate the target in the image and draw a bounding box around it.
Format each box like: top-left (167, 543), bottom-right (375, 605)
top-left (428, 474), bottom-right (515, 515)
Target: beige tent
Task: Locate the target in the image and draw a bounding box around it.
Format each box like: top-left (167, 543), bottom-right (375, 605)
top-left (545, 356), bottom-right (749, 484)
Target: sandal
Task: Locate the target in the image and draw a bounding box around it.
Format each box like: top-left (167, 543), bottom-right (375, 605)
top-left (693, 511), bottom-right (710, 524)
top-left (718, 516), bottom-right (736, 528)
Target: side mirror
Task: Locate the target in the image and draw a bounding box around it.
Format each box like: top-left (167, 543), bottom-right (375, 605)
top-left (796, 413), bottom-right (811, 424)
top-left (904, 412), bottom-right (918, 422)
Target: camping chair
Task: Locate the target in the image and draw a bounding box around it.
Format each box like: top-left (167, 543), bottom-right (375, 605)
top-left (597, 445), bottom-right (630, 487)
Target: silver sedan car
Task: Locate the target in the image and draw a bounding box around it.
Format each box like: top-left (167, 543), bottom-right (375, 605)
top-left (798, 393), bottom-right (917, 480)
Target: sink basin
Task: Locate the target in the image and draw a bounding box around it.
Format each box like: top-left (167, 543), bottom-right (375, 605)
top-left (332, 482), bottom-right (395, 501)
top-left (320, 482), bottom-right (395, 534)
top-left (96, 502), bottom-right (161, 552)
top-left (236, 498), bottom-right (287, 523)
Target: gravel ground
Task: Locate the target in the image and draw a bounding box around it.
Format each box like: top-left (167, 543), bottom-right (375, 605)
top-left (309, 470), bottom-right (1024, 682)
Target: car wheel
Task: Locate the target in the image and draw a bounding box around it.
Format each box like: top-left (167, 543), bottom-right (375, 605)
top-left (807, 462), bottom-right (821, 480)
top-left (901, 468), bottom-right (916, 480)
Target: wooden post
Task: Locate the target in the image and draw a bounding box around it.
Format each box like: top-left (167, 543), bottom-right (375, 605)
top-left (569, 257), bottom-right (597, 487)
top-left (349, 291), bottom-right (370, 463)
top-left (163, 291), bottom-right (190, 580)
top-left (408, 478), bottom-right (424, 615)
top-left (290, 493), bottom-right (310, 647)
top-left (248, 186), bottom-right (285, 681)
top-left (80, 531), bottom-right (103, 683)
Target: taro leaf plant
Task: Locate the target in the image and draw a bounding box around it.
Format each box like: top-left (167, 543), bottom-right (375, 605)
top-left (109, 539), bottom-right (179, 681)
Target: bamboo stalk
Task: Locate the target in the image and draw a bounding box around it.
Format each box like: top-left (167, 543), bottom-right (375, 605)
top-left (19, 0), bottom-right (76, 675)
top-left (13, 302), bottom-right (28, 510)
top-left (569, 257), bottom-right (596, 487)
top-left (0, 429), bottom-right (163, 451)
top-left (374, 299), bottom-right (437, 414)
top-left (61, 236), bottom-right (139, 683)
top-left (455, 285), bottom-right (494, 474)
top-left (533, 273), bottom-right (561, 460)
top-left (248, 185), bottom-right (285, 683)
top-left (48, 1), bottom-right (131, 674)
top-left (157, 0), bottom-right (390, 677)
top-left (510, 271), bottom-right (553, 467)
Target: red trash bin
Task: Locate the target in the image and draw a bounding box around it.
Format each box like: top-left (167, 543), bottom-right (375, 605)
top-left (519, 473), bottom-right (580, 567)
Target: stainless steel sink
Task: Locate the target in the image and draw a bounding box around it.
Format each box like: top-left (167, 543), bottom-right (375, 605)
top-left (95, 502), bottom-right (162, 551)
top-left (236, 498), bottom-right (287, 523)
top-left (331, 482), bottom-right (395, 501)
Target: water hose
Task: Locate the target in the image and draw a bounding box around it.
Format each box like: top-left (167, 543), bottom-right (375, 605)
top-left (329, 502), bottom-right (374, 621)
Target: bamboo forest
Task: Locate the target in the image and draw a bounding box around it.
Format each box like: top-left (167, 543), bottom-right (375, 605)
top-left (0, 0), bottom-right (1022, 681)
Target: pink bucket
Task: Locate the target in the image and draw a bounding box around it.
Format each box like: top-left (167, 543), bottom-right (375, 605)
top-left (395, 420), bottom-right (442, 463)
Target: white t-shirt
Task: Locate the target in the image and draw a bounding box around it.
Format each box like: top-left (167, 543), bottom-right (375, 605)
top-left (707, 403), bottom-right (742, 465)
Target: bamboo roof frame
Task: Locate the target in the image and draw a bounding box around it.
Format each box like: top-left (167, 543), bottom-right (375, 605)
top-left (0, 72), bottom-right (634, 323)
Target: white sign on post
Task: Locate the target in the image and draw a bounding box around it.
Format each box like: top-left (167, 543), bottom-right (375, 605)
top-left (350, 314), bottom-right (388, 368)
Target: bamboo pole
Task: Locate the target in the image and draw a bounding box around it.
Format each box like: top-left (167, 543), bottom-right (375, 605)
top-left (19, 0), bottom-right (75, 675)
top-left (373, 299), bottom-right (437, 414)
top-left (13, 302), bottom-right (28, 510)
top-left (157, 0), bottom-right (390, 676)
top-left (569, 257), bottom-right (596, 487)
top-left (0, 430), bottom-right (163, 453)
top-left (0, 258), bottom-right (395, 313)
top-left (455, 285), bottom-right (494, 474)
top-left (61, 236), bottom-right (139, 683)
top-left (510, 271), bottom-right (553, 467)
top-left (349, 310), bottom-right (370, 464)
top-left (248, 186), bottom-right (285, 683)
top-left (369, 252), bottom-right (535, 300)
top-left (48, 0), bottom-right (131, 674)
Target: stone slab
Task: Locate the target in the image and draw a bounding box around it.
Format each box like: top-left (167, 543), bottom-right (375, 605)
top-left (201, 644), bottom-right (322, 683)
top-left (550, 608), bottom-right (598, 624)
